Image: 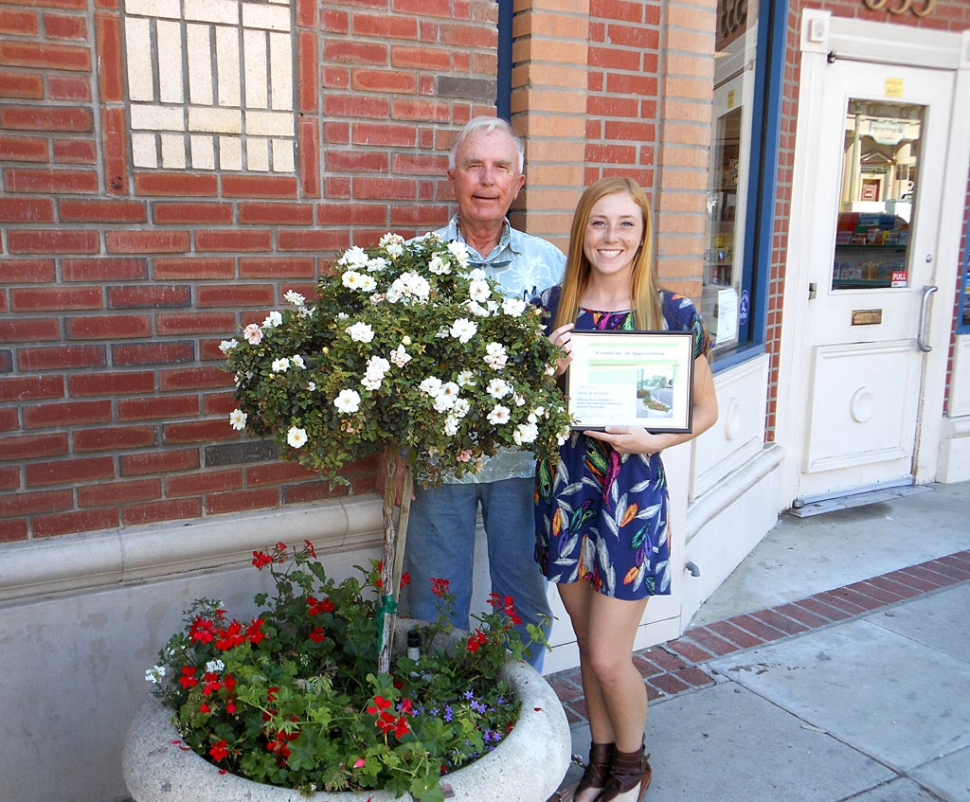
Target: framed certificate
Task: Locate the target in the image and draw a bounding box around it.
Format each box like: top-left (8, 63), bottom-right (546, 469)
top-left (565, 330), bottom-right (695, 431)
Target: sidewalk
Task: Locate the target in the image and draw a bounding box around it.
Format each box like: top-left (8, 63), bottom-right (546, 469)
top-left (546, 481), bottom-right (970, 802)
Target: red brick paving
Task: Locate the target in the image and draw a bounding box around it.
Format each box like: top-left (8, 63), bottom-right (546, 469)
top-left (548, 549), bottom-right (970, 724)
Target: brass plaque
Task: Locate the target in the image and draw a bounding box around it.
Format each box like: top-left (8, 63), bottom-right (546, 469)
top-left (852, 309), bottom-right (883, 326)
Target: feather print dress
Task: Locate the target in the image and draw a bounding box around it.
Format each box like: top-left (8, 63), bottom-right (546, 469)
top-left (534, 289), bottom-right (708, 600)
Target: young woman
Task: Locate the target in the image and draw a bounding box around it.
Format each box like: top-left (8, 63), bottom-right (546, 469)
top-left (537, 177), bottom-right (718, 802)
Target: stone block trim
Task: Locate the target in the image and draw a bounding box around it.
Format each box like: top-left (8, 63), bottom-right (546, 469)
top-left (548, 550), bottom-right (970, 726)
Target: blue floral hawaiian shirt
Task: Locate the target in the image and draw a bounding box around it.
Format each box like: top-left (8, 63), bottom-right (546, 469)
top-left (434, 215), bottom-right (566, 484)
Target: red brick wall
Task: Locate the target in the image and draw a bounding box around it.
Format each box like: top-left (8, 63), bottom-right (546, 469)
top-left (763, 0), bottom-right (970, 438)
top-left (0, 0), bottom-right (503, 541)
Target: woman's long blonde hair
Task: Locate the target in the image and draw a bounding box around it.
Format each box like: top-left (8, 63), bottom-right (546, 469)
top-left (553, 177), bottom-right (662, 332)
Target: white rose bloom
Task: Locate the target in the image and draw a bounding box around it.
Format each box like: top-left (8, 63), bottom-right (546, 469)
top-left (263, 311), bottom-right (283, 328)
top-left (450, 318), bottom-right (478, 343)
top-left (219, 338), bottom-right (238, 354)
top-left (333, 389), bottom-right (361, 414)
top-left (428, 254), bottom-right (451, 275)
top-left (419, 377), bottom-right (443, 397)
top-left (487, 300), bottom-right (500, 313)
top-left (342, 270), bottom-right (364, 290)
top-left (307, 381), bottom-right (316, 391)
top-left (456, 370), bottom-right (475, 388)
top-left (346, 321), bottom-right (375, 343)
top-left (513, 422), bottom-right (539, 445)
top-left (298, 305), bottom-right (313, 318)
top-left (545, 365), bottom-right (557, 376)
top-left (379, 232), bottom-right (405, 249)
top-left (284, 290), bottom-right (305, 307)
top-left (453, 398), bottom-right (471, 418)
top-left (486, 378), bottom-right (510, 399)
top-left (487, 404), bottom-right (511, 425)
top-left (359, 274), bottom-right (377, 293)
top-left (439, 381), bottom-right (459, 401)
top-left (433, 394), bottom-right (455, 412)
top-left (502, 297), bottom-right (527, 316)
top-left (229, 409), bottom-right (248, 431)
top-left (407, 273), bottom-right (430, 301)
top-left (243, 324), bottom-right (262, 345)
top-left (513, 393), bottom-right (526, 407)
top-left (469, 268), bottom-right (487, 280)
top-left (271, 358), bottom-right (289, 373)
top-left (469, 279), bottom-right (491, 303)
top-left (402, 335), bottom-right (412, 346)
top-left (484, 341), bottom-right (508, 370)
top-left (533, 406), bottom-right (546, 419)
top-left (365, 257), bottom-right (388, 272)
top-left (466, 300), bottom-right (490, 317)
top-left (338, 312), bottom-right (349, 320)
top-left (287, 426), bottom-right (308, 448)
top-left (338, 246), bottom-right (369, 267)
top-left (390, 344), bottom-right (411, 367)
top-left (362, 373), bottom-right (383, 391)
top-left (366, 355), bottom-right (390, 376)
top-left (290, 354), bottom-right (305, 369)
top-left (448, 240), bottom-right (470, 267)
top-left (443, 415), bottom-right (460, 436)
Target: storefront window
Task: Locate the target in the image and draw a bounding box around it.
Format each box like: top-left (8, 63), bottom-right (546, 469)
top-left (832, 101), bottom-right (923, 291)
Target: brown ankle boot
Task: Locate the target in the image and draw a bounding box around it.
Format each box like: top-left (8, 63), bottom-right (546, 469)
top-left (598, 742), bottom-right (652, 802)
top-left (575, 741), bottom-right (614, 798)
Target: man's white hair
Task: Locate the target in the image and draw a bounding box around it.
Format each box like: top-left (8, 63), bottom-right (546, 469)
top-left (448, 116), bottom-right (525, 174)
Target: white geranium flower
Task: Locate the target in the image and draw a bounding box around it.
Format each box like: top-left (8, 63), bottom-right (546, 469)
top-left (145, 665), bottom-right (166, 684)
top-left (419, 377), bottom-right (443, 397)
top-left (486, 378), bottom-right (510, 399)
top-left (263, 311), bottom-right (283, 328)
top-left (206, 659), bottom-right (225, 673)
top-left (272, 358), bottom-right (289, 373)
top-left (447, 240), bottom-right (470, 267)
top-left (290, 354), bottom-right (305, 369)
top-left (390, 344), bottom-right (411, 367)
top-left (219, 339), bottom-right (238, 354)
top-left (333, 389), bottom-right (361, 414)
top-left (284, 290), bottom-right (305, 307)
top-left (229, 409), bottom-right (248, 431)
top-left (338, 245), bottom-right (368, 267)
top-left (469, 279), bottom-right (491, 303)
top-left (513, 421), bottom-right (539, 445)
top-left (346, 321), bottom-right (375, 343)
top-left (243, 323), bottom-right (263, 345)
top-left (287, 426), bottom-right (308, 448)
top-left (487, 404), bottom-right (511, 425)
top-left (450, 318), bottom-right (478, 343)
top-left (502, 297), bottom-right (526, 316)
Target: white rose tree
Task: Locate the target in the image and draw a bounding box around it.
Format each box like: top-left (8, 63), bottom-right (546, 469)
top-left (223, 233), bottom-right (572, 672)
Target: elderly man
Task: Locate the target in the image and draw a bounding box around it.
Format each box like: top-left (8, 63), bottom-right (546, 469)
top-left (404, 117), bottom-right (565, 669)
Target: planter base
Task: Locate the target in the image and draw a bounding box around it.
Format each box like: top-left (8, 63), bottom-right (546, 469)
top-left (123, 658), bottom-right (570, 802)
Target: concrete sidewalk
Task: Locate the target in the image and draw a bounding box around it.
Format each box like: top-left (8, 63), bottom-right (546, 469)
top-left (546, 481), bottom-right (970, 802)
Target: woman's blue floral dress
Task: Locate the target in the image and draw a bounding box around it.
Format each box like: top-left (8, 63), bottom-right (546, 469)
top-left (534, 288), bottom-right (708, 600)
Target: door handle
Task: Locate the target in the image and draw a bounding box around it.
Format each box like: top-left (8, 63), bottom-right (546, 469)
top-left (917, 285), bottom-right (938, 352)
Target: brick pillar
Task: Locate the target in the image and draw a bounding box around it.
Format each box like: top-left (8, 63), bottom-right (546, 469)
top-left (507, 0), bottom-right (590, 253)
top-left (655, 0), bottom-right (717, 297)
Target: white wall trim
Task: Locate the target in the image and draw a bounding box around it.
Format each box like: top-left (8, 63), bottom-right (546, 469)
top-left (0, 496), bottom-right (384, 604)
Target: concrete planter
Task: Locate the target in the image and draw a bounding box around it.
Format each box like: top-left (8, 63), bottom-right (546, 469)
top-left (122, 635), bottom-right (571, 802)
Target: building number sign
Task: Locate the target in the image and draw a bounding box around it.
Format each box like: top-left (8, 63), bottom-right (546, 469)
top-left (863, 0), bottom-right (936, 16)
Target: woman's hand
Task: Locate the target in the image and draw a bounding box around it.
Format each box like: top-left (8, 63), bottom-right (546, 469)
top-left (548, 322), bottom-right (575, 377)
top-left (583, 426), bottom-right (665, 456)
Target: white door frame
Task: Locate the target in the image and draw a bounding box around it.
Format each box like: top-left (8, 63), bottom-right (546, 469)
top-left (776, 10), bottom-right (970, 507)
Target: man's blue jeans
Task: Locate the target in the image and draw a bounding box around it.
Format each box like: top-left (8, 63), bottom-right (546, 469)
top-left (403, 477), bottom-right (552, 670)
